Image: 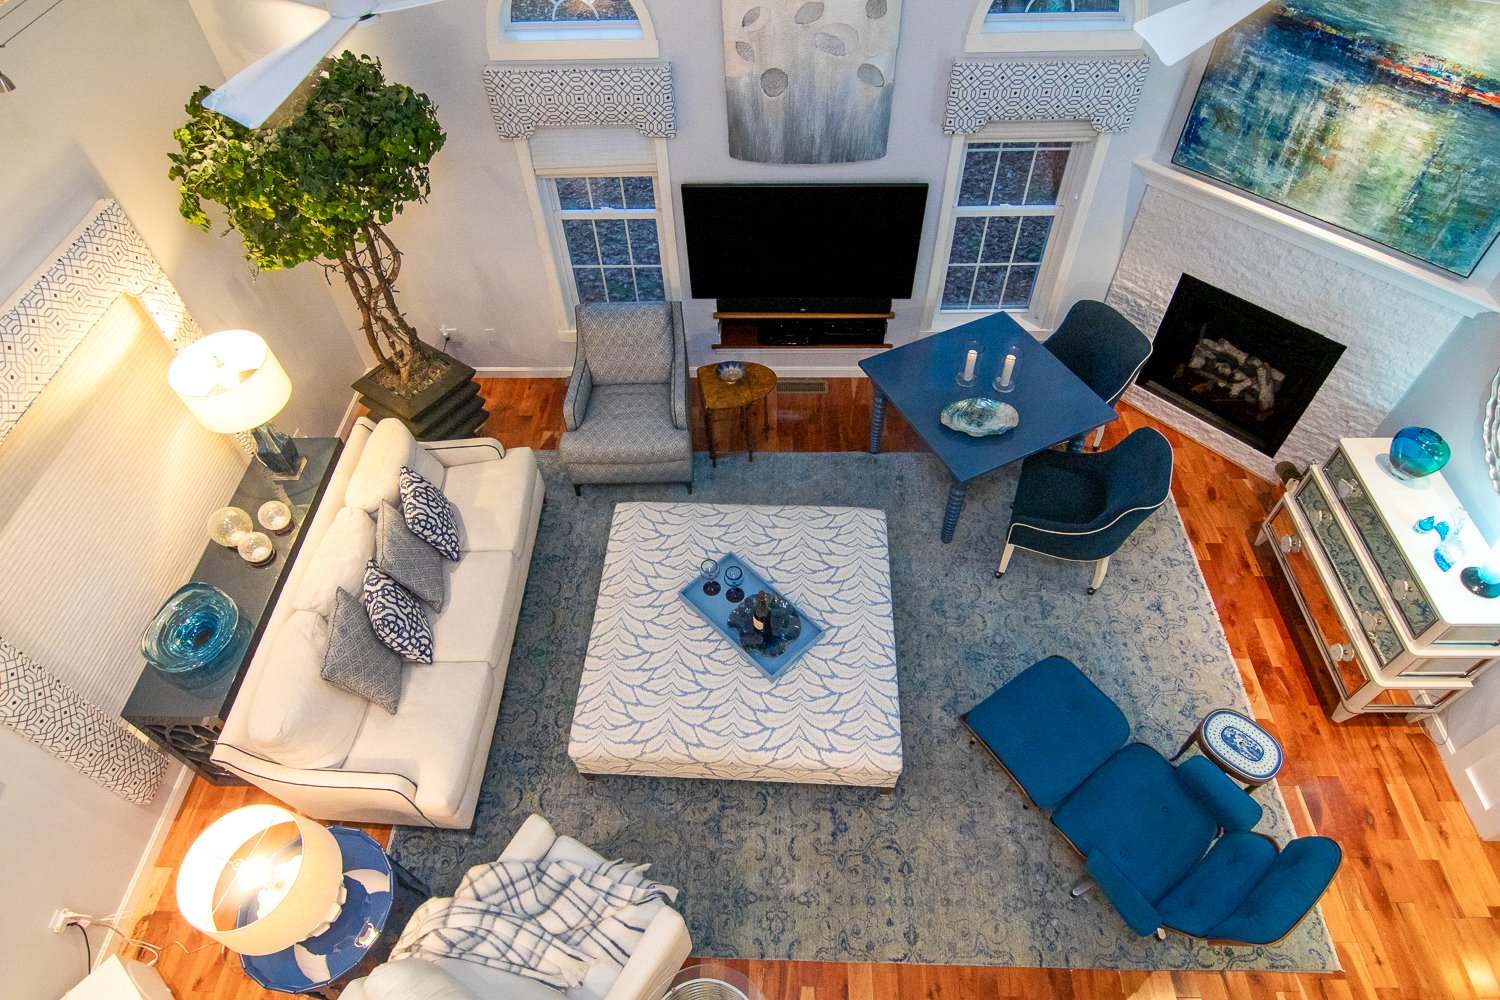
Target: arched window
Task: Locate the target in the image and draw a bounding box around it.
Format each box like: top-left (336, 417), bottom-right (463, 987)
top-left (489, 0), bottom-right (659, 60)
top-left (965, 0), bottom-right (1148, 52)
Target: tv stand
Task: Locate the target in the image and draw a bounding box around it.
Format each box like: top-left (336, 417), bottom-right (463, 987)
top-left (712, 299), bottom-right (893, 349)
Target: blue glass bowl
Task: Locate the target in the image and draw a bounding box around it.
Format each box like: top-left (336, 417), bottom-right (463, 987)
top-left (1389, 426), bottom-right (1450, 480)
top-left (141, 583), bottom-right (250, 687)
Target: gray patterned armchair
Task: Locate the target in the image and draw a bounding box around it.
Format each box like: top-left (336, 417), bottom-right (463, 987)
top-left (560, 301), bottom-right (693, 494)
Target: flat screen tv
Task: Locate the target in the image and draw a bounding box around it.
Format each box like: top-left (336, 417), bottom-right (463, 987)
top-left (681, 183), bottom-right (928, 304)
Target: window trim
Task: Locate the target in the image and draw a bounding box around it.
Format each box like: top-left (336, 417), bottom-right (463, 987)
top-left (963, 0), bottom-right (1148, 52)
top-left (923, 122), bottom-right (1107, 334)
top-left (488, 0), bottom-right (659, 60)
top-left (544, 178), bottom-right (665, 309)
top-left (515, 137), bottom-right (681, 338)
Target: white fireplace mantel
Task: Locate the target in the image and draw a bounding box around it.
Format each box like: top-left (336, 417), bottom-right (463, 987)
top-left (1134, 159), bottom-right (1499, 320)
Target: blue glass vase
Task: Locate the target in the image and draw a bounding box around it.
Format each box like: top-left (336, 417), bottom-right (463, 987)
top-left (141, 583), bottom-right (250, 688)
top-left (1389, 426), bottom-right (1450, 480)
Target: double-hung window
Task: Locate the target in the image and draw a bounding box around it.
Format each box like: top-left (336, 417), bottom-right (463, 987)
top-left (940, 140), bottom-right (1072, 314)
top-left (545, 175), bottom-right (666, 305)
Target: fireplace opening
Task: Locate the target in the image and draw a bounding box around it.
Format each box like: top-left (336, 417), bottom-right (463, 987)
top-left (1140, 274), bottom-right (1345, 457)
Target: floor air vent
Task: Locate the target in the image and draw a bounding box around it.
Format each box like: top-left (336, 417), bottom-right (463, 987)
top-left (776, 380), bottom-right (828, 394)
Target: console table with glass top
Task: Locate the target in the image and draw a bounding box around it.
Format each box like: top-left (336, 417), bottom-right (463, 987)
top-left (122, 438), bottom-right (341, 783)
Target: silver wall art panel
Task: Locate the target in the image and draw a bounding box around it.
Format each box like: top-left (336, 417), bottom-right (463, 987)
top-left (723, 0), bottom-right (903, 164)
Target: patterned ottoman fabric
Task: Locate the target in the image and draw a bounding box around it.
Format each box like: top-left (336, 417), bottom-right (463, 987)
top-left (569, 502), bottom-right (902, 787)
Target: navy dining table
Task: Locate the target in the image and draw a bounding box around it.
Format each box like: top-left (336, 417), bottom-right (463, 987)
top-left (859, 312), bottom-right (1119, 543)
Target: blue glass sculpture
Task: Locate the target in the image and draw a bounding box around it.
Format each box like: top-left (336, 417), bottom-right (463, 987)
top-left (141, 583), bottom-right (250, 688)
top-left (1389, 426), bottom-right (1450, 480)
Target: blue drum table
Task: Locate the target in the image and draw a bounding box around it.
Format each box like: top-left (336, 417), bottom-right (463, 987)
top-left (859, 313), bottom-right (1117, 543)
top-left (1173, 708), bottom-right (1285, 788)
top-left (240, 828), bottom-right (429, 998)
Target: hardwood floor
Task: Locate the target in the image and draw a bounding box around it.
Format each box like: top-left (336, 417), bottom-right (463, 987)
top-left (121, 378), bottom-right (1500, 1000)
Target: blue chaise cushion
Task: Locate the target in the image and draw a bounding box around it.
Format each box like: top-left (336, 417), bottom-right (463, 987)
top-left (1087, 850), bottom-right (1163, 936)
top-left (1154, 832), bottom-right (1277, 937)
top-left (1206, 836), bottom-right (1343, 945)
top-left (1175, 755), bottom-right (1263, 833)
top-left (1052, 743), bottom-right (1219, 903)
top-left (964, 656), bottom-right (1129, 809)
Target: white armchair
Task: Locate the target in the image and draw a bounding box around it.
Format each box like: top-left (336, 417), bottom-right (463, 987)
top-left (341, 815), bottom-right (693, 1000)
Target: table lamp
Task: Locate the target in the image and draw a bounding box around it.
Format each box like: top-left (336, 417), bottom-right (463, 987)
top-left (169, 329), bottom-right (305, 479)
top-left (176, 805), bottom-right (347, 956)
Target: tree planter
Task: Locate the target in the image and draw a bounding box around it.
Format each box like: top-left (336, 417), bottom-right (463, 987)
top-left (353, 347), bottom-right (489, 441)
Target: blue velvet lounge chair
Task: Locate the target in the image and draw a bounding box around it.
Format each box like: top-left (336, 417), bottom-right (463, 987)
top-left (962, 656), bottom-right (1341, 945)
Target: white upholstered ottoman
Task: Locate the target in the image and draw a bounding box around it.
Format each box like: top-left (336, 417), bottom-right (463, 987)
top-left (568, 502), bottom-right (902, 788)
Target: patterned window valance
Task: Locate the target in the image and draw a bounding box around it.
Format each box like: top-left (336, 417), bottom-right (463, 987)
top-left (483, 60), bottom-right (676, 139)
top-left (944, 55), bottom-right (1150, 134)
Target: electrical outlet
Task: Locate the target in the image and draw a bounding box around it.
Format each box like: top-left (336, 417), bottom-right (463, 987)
top-left (48, 908), bottom-right (89, 933)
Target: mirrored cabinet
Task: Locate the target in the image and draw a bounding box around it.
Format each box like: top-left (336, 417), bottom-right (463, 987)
top-left (1261, 438), bottom-right (1500, 721)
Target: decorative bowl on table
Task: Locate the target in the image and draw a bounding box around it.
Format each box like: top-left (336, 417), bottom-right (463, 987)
top-left (715, 361), bottom-right (746, 384)
top-left (141, 582), bottom-right (251, 688)
top-left (726, 591), bottom-right (802, 658)
top-left (1388, 426), bottom-right (1450, 480)
top-left (940, 397), bottom-right (1019, 437)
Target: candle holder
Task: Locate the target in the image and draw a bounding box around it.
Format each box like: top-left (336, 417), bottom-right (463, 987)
top-left (993, 348), bottom-right (1019, 394)
top-left (956, 339), bottom-right (981, 389)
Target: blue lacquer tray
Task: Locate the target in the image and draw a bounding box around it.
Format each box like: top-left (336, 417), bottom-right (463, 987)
top-left (680, 553), bottom-right (824, 681)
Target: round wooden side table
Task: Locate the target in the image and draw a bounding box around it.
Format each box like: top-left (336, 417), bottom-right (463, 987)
top-left (697, 362), bottom-right (776, 466)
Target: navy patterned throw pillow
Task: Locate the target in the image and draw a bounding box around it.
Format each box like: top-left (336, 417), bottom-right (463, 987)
top-left (398, 466), bottom-right (461, 561)
top-left (362, 560), bottom-right (434, 663)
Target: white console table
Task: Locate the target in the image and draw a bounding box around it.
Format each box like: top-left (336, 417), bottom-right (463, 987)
top-left (1261, 438), bottom-right (1500, 721)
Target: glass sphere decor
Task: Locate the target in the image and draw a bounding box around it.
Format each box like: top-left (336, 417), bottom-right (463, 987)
top-left (1388, 427), bottom-right (1451, 480)
top-left (208, 506), bottom-right (253, 547)
top-left (141, 583), bottom-right (251, 687)
top-left (237, 531), bottom-right (276, 566)
top-left (257, 500), bottom-right (293, 535)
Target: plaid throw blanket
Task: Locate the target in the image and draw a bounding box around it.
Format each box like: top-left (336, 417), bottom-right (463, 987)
top-left (390, 857), bottom-right (679, 990)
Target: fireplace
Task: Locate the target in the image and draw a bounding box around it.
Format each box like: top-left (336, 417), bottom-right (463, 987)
top-left (1139, 275), bottom-right (1346, 457)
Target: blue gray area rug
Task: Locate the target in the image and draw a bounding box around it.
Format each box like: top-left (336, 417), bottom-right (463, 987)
top-left (391, 452), bottom-right (1338, 973)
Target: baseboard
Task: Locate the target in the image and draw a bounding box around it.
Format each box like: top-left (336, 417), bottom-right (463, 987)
top-left (98, 762), bottom-right (194, 962)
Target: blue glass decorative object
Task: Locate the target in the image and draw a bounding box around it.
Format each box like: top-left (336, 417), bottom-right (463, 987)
top-left (141, 583), bottom-right (250, 688)
top-left (1461, 563), bottom-right (1500, 598)
top-left (1389, 426), bottom-right (1450, 480)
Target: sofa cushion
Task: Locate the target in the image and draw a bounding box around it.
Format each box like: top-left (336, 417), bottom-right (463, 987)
top-left (400, 467), bottom-right (462, 561)
top-left (364, 562), bottom-right (434, 663)
top-left (246, 609), bottom-right (368, 768)
top-left (430, 551), bottom-right (518, 665)
top-left (342, 659), bottom-right (496, 816)
top-left (323, 587), bottom-right (403, 714)
top-left (292, 506), bottom-right (377, 618)
top-left (432, 960), bottom-right (564, 1000)
top-left (346, 419), bottom-right (446, 514)
top-left (376, 501), bottom-right (447, 611)
top-left (358, 959), bottom-right (482, 1000)
top-left (443, 448), bottom-right (540, 554)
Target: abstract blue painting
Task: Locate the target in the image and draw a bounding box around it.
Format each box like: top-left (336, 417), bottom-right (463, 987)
top-left (1173, 0), bottom-right (1500, 277)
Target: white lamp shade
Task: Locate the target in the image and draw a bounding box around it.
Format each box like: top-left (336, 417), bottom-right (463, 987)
top-left (1135, 0), bottom-right (1270, 66)
top-left (176, 805), bottom-right (345, 956)
top-left (168, 329), bottom-right (291, 434)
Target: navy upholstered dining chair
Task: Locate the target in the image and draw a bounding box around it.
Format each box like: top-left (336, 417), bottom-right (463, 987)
top-left (996, 427), bottom-right (1173, 594)
top-left (1044, 300), bottom-right (1152, 450)
top-left (963, 656), bottom-right (1342, 945)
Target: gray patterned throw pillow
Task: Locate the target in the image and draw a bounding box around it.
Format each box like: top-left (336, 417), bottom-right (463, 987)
top-left (322, 587), bottom-right (402, 713)
top-left (375, 501), bottom-right (446, 611)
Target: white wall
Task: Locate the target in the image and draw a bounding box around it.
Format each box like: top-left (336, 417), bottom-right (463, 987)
top-left (0, 3), bottom-right (360, 996)
top-left (188, 0), bottom-right (1189, 371)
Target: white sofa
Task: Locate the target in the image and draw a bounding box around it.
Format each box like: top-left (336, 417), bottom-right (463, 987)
top-left (212, 417), bottom-right (545, 829)
top-left (341, 814), bottom-right (693, 1000)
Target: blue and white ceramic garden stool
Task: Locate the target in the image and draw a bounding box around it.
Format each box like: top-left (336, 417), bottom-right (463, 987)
top-left (1172, 708), bottom-right (1284, 790)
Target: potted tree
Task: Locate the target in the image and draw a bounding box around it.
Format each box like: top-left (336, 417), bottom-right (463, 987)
top-left (170, 51), bottom-right (488, 439)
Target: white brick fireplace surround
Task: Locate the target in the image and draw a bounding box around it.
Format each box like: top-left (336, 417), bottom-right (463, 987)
top-left (1107, 164), bottom-right (1495, 480)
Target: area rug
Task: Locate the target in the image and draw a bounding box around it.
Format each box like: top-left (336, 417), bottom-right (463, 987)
top-left (391, 452), bottom-right (1339, 972)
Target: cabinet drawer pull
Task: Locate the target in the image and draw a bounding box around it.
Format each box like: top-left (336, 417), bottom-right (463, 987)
top-left (1358, 610), bottom-right (1388, 633)
top-left (1280, 534), bottom-right (1302, 554)
top-left (1328, 643), bottom-right (1356, 662)
top-left (1336, 478), bottom-right (1362, 500)
top-left (1394, 578), bottom-right (1414, 597)
top-left (1312, 509), bottom-right (1327, 525)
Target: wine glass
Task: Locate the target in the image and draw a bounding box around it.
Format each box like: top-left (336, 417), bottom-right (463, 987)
top-left (724, 565), bottom-right (744, 603)
top-left (701, 558), bottom-right (721, 596)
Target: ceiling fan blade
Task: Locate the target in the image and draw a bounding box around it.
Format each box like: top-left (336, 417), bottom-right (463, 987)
top-left (202, 14), bottom-right (357, 128)
top-left (366, 0), bottom-right (449, 11)
top-left (1135, 0), bottom-right (1270, 66)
